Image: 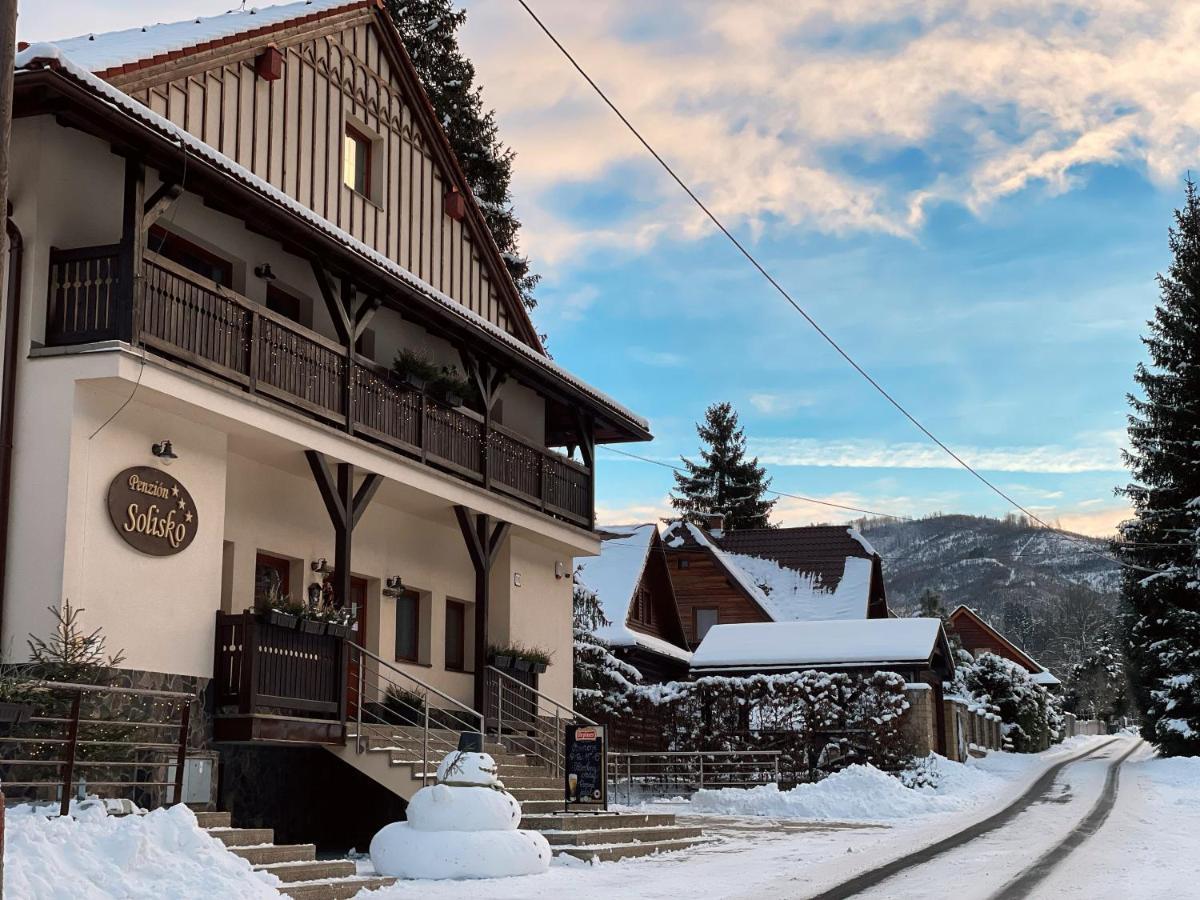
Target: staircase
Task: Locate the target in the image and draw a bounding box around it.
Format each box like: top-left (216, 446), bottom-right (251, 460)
top-left (196, 811), bottom-right (394, 899)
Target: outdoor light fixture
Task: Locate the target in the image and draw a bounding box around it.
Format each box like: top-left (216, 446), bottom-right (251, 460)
top-left (307, 582), bottom-right (324, 606)
top-left (253, 263), bottom-right (277, 282)
top-left (554, 561), bottom-right (568, 580)
top-left (151, 440), bottom-right (178, 465)
top-left (382, 575), bottom-right (404, 598)
top-left (310, 558), bottom-right (332, 575)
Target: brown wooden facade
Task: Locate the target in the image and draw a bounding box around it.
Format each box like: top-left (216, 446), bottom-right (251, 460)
top-left (947, 606), bottom-right (1047, 674)
top-left (104, 1), bottom-right (534, 346)
top-left (664, 545), bottom-right (771, 647)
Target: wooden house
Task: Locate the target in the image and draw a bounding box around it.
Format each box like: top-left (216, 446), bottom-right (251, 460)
top-left (662, 518), bottom-right (890, 646)
top-left (947, 606), bottom-right (1061, 688)
top-left (575, 524), bottom-right (691, 683)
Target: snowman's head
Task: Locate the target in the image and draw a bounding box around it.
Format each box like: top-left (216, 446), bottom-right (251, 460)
top-left (436, 750), bottom-right (500, 786)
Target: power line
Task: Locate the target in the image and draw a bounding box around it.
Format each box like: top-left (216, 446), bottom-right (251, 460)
top-left (510, 0), bottom-right (1153, 571)
top-left (599, 445), bottom-right (907, 520)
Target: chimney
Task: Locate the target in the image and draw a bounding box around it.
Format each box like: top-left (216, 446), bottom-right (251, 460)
top-left (702, 512), bottom-right (725, 536)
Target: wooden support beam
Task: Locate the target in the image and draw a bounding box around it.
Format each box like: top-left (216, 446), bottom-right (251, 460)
top-left (352, 295), bottom-right (382, 341)
top-left (117, 156), bottom-right (145, 344)
top-left (454, 505), bottom-right (511, 712)
top-left (142, 180), bottom-right (182, 231)
top-left (309, 258), bottom-right (352, 346)
top-left (305, 451), bottom-right (382, 611)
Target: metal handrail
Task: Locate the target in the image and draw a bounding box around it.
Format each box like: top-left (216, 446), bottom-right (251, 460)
top-left (25, 680), bottom-right (194, 700)
top-left (345, 643), bottom-right (483, 787)
top-left (610, 749), bottom-right (782, 803)
top-left (486, 665), bottom-right (598, 726)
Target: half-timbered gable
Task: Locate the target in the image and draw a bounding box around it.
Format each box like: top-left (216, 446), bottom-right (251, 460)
top-left (48, 0), bottom-right (537, 347)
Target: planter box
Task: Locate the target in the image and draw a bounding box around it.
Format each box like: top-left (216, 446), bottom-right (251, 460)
top-left (531, 661), bottom-right (548, 674)
top-left (325, 622), bottom-right (351, 639)
top-left (492, 654), bottom-right (514, 669)
top-left (0, 701), bottom-right (34, 726)
top-left (299, 618), bottom-right (326, 635)
top-left (514, 658), bottom-right (535, 673)
top-left (263, 609), bottom-right (298, 630)
top-left (439, 390), bottom-right (465, 408)
top-left (396, 371), bottom-right (427, 391)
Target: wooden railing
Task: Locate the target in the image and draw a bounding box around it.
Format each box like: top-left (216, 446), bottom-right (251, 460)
top-left (44, 247), bottom-right (593, 526)
top-left (214, 611), bottom-right (347, 720)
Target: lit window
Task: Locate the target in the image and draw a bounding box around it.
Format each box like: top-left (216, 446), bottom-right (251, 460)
top-left (344, 124), bottom-right (372, 197)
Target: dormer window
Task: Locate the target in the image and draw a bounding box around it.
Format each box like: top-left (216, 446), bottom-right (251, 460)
top-left (343, 123), bottom-right (373, 198)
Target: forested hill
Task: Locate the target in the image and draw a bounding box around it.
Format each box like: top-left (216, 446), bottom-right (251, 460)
top-left (858, 514), bottom-right (1121, 672)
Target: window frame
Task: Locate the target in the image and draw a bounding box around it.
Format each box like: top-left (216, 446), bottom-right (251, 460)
top-left (394, 589), bottom-right (421, 664)
top-left (343, 122), bottom-right (374, 199)
top-left (254, 552), bottom-right (292, 606)
top-left (148, 225), bottom-right (234, 287)
top-left (694, 608), bottom-right (720, 643)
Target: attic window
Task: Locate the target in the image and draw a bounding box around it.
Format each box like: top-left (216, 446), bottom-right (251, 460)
top-left (343, 123), bottom-right (374, 198)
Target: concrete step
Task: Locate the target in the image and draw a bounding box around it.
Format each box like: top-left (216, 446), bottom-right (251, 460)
top-left (254, 860), bottom-right (357, 884)
top-left (541, 824), bottom-right (705, 847)
top-left (521, 812), bottom-right (678, 831)
top-left (552, 836), bottom-right (711, 862)
top-left (500, 774), bottom-right (562, 788)
top-left (506, 786), bottom-right (565, 800)
top-left (518, 799), bottom-right (575, 814)
top-left (279, 876), bottom-right (396, 900)
top-left (228, 843), bottom-right (317, 866)
top-left (205, 827), bottom-right (275, 847)
top-left (192, 810), bottom-right (231, 828)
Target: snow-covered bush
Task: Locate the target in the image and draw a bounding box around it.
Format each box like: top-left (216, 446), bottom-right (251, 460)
top-left (620, 669), bottom-right (914, 783)
top-left (954, 652), bottom-right (1061, 752)
top-left (572, 581), bottom-right (643, 716)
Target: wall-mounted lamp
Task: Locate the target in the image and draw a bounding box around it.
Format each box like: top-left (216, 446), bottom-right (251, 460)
top-left (151, 440), bottom-right (178, 466)
top-left (382, 575), bottom-right (404, 598)
top-left (307, 582), bottom-right (324, 607)
top-left (310, 557), bottom-right (333, 576)
top-left (554, 561), bottom-right (568, 580)
top-left (253, 263), bottom-right (277, 282)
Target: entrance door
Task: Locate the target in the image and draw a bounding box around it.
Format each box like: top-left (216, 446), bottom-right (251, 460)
top-left (347, 576), bottom-right (370, 717)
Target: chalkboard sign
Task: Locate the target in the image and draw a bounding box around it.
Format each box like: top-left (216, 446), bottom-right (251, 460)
top-left (564, 724), bottom-right (607, 809)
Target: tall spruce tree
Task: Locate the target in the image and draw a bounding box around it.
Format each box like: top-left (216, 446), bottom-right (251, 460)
top-left (670, 402), bottom-right (776, 531)
top-left (386, 0), bottom-right (540, 313)
top-left (1116, 179), bottom-right (1200, 755)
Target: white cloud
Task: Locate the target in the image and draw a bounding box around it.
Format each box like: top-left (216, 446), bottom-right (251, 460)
top-left (452, 0), bottom-right (1200, 267)
top-left (749, 392), bottom-right (817, 416)
top-left (751, 436), bottom-right (1126, 473)
top-left (628, 347), bottom-right (686, 368)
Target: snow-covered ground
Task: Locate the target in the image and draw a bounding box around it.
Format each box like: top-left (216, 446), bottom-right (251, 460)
top-left (359, 737), bottom-right (1117, 899)
top-left (5, 801), bottom-right (279, 899)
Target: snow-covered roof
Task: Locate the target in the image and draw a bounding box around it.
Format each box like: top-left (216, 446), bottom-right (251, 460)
top-left (576, 525), bottom-right (691, 663)
top-left (13, 44), bottom-right (649, 437)
top-left (40, 1), bottom-right (357, 75)
top-left (1031, 670), bottom-right (1061, 687)
top-left (664, 520), bottom-right (879, 622)
top-left (691, 618), bottom-right (945, 670)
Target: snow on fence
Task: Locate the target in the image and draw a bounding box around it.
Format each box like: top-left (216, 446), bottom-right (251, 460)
top-left (609, 750), bottom-right (782, 803)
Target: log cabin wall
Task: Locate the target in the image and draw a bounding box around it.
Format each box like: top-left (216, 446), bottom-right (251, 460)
top-left (625, 530), bottom-right (690, 650)
top-left (664, 547), bottom-right (770, 647)
top-left (112, 8), bottom-right (513, 340)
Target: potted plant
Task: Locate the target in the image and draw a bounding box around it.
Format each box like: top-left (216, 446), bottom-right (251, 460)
top-left (431, 365), bottom-right (471, 408)
top-left (489, 644), bottom-right (515, 670)
top-left (392, 349), bottom-right (441, 392)
top-left (383, 685), bottom-right (426, 726)
top-left (523, 647), bottom-right (553, 675)
top-left (299, 614), bottom-right (326, 635)
top-left (323, 605), bottom-right (355, 639)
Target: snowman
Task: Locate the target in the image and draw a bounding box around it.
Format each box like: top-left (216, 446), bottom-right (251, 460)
top-left (369, 743), bottom-right (552, 880)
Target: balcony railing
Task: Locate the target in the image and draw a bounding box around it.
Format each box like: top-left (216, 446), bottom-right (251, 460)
top-left (45, 246), bottom-right (593, 526)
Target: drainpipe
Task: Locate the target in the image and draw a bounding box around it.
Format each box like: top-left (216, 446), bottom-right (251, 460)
top-left (0, 217), bottom-right (23, 645)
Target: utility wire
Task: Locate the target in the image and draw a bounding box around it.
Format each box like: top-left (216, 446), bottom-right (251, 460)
top-left (511, 0), bottom-right (1153, 570)
top-left (600, 445), bottom-right (907, 520)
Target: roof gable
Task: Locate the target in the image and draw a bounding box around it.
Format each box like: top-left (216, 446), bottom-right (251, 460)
top-left (947, 606), bottom-right (1047, 674)
top-left (32, 0), bottom-right (544, 352)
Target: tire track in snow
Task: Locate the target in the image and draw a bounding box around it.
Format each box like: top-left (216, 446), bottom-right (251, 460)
top-left (805, 738), bottom-right (1120, 900)
top-left (989, 739), bottom-right (1143, 899)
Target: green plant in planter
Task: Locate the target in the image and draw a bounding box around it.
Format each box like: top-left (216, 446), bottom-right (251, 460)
top-left (430, 365), bottom-right (472, 407)
top-left (392, 349), bottom-right (442, 390)
top-left (384, 685), bottom-right (427, 726)
top-left (490, 643), bottom-right (552, 673)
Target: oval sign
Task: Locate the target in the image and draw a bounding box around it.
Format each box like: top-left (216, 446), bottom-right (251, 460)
top-left (106, 466), bottom-right (198, 556)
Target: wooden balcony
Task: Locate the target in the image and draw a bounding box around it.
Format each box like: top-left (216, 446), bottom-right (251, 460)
top-left (45, 246), bottom-right (593, 527)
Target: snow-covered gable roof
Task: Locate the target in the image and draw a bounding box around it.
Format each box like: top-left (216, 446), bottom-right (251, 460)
top-left (691, 618), bottom-right (945, 670)
top-left (576, 525), bottom-right (691, 663)
top-left (39, 1), bottom-right (358, 76)
top-left (1030, 670), bottom-right (1061, 687)
top-left (12, 43), bottom-right (649, 437)
top-left (663, 520), bottom-right (881, 622)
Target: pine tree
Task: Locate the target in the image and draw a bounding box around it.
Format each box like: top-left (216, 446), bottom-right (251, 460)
top-left (572, 580), bottom-right (642, 716)
top-left (918, 588), bottom-right (946, 621)
top-left (670, 403), bottom-right (776, 531)
top-left (386, 0), bottom-right (540, 312)
top-left (1116, 179), bottom-right (1200, 756)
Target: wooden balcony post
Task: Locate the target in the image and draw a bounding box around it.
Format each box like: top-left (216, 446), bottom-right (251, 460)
top-left (241, 611), bottom-right (260, 715)
top-left (247, 311), bottom-right (260, 395)
top-left (117, 157), bottom-right (146, 344)
top-left (454, 506), bottom-right (511, 713)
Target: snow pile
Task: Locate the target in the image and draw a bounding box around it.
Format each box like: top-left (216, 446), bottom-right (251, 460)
top-left (6, 801), bottom-right (279, 899)
top-left (722, 552), bottom-right (873, 621)
top-left (691, 618), bottom-right (942, 669)
top-left (1130, 755), bottom-right (1200, 802)
top-left (370, 750), bottom-right (551, 880)
top-left (688, 756), bottom-right (1008, 821)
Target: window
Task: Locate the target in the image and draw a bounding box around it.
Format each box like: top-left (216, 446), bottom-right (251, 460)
top-left (445, 600), bottom-right (467, 671)
top-left (148, 226), bottom-right (234, 287)
top-left (344, 124), bottom-right (373, 197)
top-left (254, 553), bottom-right (291, 607)
top-left (678, 558), bottom-right (690, 570)
top-left (394, 589), bottom-right (420, 663)
top-left (633, 584), bottom-right (652, 625)
top-left (695, 608), bottom-right (719, 643)
top-left (265, 284), bottom-right (310, 328)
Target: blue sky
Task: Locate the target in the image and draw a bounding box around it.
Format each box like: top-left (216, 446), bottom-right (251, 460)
top-left (20, 0), bottom-right (1191, 535)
